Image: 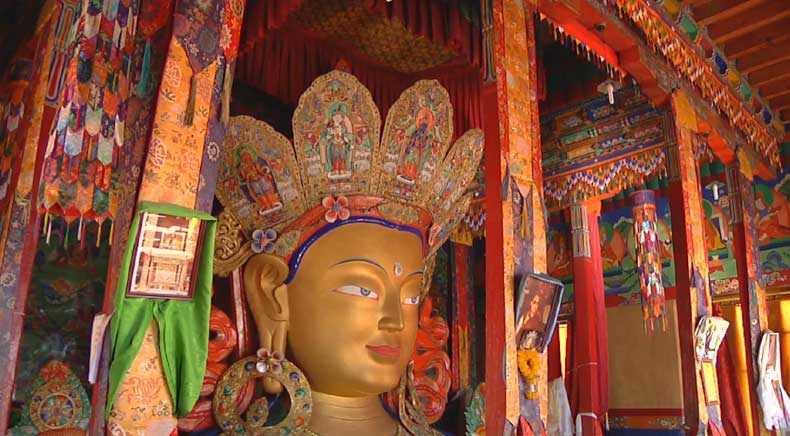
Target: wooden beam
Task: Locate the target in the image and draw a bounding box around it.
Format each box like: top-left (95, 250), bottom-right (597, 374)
top-left (724, 20), bottom-right (790, 59)
top-left (694, 0), bottom-right (770, 26)
top-left (748, 60), bottom-right (790, 86)
top-left (708, 1), bottom-right (790, 44)
top-left (767, 89), bottom-right (790, 101)
top-left (739, 48), bottom-right (790, 74)
top-left (771, 94), bottom-right (790, 111)
top-left (753, 71), bottom-right (790, 89)
top-left (760, 80), bottom-right (790, 100)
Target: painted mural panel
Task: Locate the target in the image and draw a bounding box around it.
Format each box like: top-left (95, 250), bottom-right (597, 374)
top-left (12, 221), bottom-right (109, 403)
top-left (756, 162), bottom-right (790, 291)
top-left (547, 192), bottom-right (676, 304)
top-left (598, 194), bottom-right (675, 304)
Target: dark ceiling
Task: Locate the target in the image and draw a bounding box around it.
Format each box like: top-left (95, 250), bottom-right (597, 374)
top-left (0, 0), bottom-right (48, 79)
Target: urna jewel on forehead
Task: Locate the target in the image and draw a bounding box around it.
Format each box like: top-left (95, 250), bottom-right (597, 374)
top-left (214, 70), bottom-right (483, 276)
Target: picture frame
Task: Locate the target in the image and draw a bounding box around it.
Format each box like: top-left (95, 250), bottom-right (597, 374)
top-left (515, 273), bottom-right (565, 352)
top-left (126, 212), bottom-right (205, 300)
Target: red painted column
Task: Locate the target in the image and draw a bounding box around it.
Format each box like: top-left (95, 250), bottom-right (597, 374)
top-left (726, 161), bottom-right (766, 436)
top-left (569, 200), bottom-right (606, 436)
top-left (482, 80), bottom-right (508, 433)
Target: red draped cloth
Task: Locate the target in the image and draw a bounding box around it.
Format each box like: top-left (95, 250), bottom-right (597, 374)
top-left (236, 29), bottom-right (482, 139)
top-left (548, 328), bottom-right (563, 381)
top-left (235, 0), bottom-right (483, 138)
top-left (714, 304), bottom-right (749, 436)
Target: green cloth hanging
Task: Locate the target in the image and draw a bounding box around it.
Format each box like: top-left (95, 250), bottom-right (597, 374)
top-left (105, 201), bottom-right (216, 418)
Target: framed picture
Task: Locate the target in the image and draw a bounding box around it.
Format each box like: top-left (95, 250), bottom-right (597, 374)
top-left (700, 359), bottom-right (719, 406)
top-left (515, 273), bottom-right (565, 352)
top-left (126, 212), bottom-right (205, 300)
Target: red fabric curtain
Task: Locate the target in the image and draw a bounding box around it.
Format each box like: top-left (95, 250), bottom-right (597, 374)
top-left (236, 29), bottom-right (483, 138)
top-left (366, 0), bottom-right (481, 68)
top-left (548, 326), bottom-right (562, 381)
top-left (714, 304), bottom-right (749, 436)
top-left (240, 0), bottom-right (304, 52)
top-left (241, 0), bottom-right (481, 68)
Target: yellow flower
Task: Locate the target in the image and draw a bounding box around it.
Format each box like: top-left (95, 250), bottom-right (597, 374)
top-left (517, 348), bottom-right (540, 381)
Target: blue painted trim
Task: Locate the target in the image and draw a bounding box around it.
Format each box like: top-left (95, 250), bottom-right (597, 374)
top-left (284, 216), bottom-right (426, 284)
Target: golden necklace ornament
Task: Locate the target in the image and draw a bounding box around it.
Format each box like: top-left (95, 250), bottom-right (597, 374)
top-left (213, 349), bottom-right (313, 435)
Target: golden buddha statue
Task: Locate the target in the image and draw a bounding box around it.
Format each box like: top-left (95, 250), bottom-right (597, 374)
top-left (212, 70), bottom-right (483, 436)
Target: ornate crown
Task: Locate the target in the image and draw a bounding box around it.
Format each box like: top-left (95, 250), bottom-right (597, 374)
top-left (214, 70), bottom-right (483, 279)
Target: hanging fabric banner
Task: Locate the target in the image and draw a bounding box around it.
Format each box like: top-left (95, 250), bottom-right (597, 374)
top-left (631, 189), bottom-right (666, 332)
top-left (38, 0), bottom-right (141, 230)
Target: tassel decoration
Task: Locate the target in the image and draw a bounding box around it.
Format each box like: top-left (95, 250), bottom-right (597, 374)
top-left (221, 60), bottom-right (232, 125)
top-left (96, 220), bottom-right (102, 248)
top-left (184, 73), bottom-right (198, 125)
top-left (137, 39), bottom-right (152, 97)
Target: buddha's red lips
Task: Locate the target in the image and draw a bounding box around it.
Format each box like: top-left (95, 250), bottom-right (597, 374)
top-left (366, 344), bottom-right (401, 358)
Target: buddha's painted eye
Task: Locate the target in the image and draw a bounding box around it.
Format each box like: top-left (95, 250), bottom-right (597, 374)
top-left (402, 296), bottom-right (420, 305)
top-left (333, 285), bottom-right (379, 300)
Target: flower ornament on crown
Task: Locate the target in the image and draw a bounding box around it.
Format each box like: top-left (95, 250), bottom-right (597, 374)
top-left (214, 70), bottom-right (483, 284)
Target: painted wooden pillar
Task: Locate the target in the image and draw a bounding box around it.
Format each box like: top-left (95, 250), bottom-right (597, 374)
top-left (569, 200), bottom-right (606, 436)
top-left (666, 90), bottom-right (718, 435)
top-left (485, 0), bottom-right (547, 432)
top-left (100, 0), bottom-right (246, 433)
top-left (726, 160), bottom-right (768, 436)
top-left (0, 7), bottom-right (64, 432)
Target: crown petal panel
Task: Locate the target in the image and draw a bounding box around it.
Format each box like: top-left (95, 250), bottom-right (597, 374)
top-left (217, 116), bottom-right (306, 236)
top-left (214, 70), bottom-right (483, 276)
top-left (376, 80), bottom-right (454, 203)
top-left (422, 129), bottom-right (484, 220)
top-left (292, 70), bottom-right (381, 203)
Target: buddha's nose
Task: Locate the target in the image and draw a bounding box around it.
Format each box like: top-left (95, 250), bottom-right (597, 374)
top-left (378, 290), bottom-right (404, 331)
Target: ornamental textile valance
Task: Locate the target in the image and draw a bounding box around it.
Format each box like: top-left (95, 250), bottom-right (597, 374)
top-left (106, 201), bottom-right (216, 418)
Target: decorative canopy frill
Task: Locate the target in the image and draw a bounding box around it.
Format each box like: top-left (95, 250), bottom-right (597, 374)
top-left (38, 0), bottom-right (140, 226)
top-left (540, 87), bottom-right (671, 210)
top-left (651, 0), bottom-right (786, 139)
top-left (603, 0), bottom-right (781, 169)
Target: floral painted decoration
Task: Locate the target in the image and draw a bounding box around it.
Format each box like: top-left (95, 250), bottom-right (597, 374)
top-left (251, 228), bottom-right (277, 254)
top-left (322, 196), bottom-right (351, 223)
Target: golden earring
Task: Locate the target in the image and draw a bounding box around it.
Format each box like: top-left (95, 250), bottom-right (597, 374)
top-left (214, 348), bottom-right (312, 436)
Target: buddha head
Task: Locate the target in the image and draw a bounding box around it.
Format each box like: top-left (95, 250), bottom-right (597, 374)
top-left (214, 70), bottom-right (482, 428)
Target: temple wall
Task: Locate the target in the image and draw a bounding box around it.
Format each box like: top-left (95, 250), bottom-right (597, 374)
top-left (606, 301), bottom-right (684, 433)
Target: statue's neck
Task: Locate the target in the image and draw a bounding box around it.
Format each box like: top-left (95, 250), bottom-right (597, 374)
top-left (308, 391), bottom-right (399, 436)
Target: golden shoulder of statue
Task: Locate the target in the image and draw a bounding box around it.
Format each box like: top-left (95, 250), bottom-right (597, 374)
top-left (212, 70), bottom-right (483, 436)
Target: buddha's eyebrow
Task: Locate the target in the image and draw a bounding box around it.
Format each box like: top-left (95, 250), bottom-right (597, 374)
top-left (406, 269), bottom-right (424, 278)
top-left (332, 258), bottom-right (386, 272)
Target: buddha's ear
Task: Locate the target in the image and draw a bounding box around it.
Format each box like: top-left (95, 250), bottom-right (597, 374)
top-left (243, 253), bottom-right (289, 393)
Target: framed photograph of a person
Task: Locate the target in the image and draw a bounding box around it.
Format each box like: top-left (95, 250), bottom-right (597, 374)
top-left (515, 273), bottom-right (565, 352)
top-left (126, 212), bottom-right (206, 300)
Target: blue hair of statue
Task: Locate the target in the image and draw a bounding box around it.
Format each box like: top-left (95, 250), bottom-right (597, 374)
top-left (284, 216), bottom-right (426, 284)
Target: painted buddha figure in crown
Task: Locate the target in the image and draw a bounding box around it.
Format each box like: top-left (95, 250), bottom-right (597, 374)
top-left (213, 70), bottom-right (483, 436)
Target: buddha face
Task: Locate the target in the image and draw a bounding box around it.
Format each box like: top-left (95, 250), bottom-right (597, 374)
top-left (246, 222), bottom-right (425, 397)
